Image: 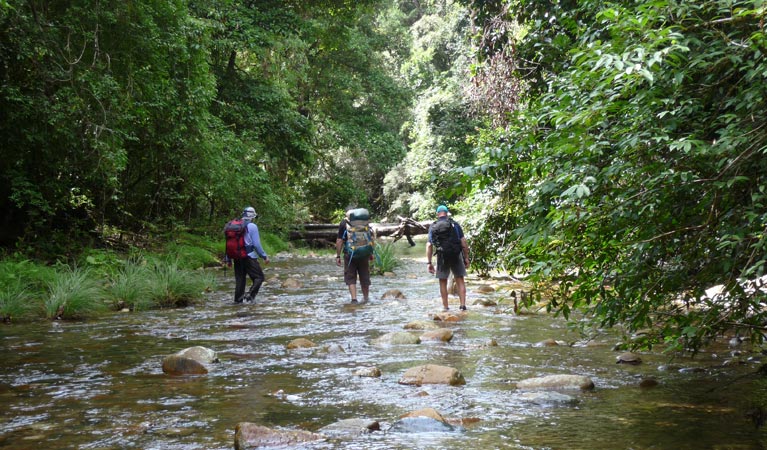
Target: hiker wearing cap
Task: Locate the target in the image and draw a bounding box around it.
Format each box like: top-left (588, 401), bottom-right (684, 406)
top-left (234, 206), bottom-right (270, 303)
top-left (426, 205), bottom-right (470, 311)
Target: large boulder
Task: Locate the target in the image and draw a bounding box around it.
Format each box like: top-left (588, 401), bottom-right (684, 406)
top-left (399, 364), bottom-right (466, 386)
top-left (515, 374), bottom-right (595, 391)
top-left (161, 346), bottom-right (218, 375)
top-left (234, 423), bottom-right (324, 449)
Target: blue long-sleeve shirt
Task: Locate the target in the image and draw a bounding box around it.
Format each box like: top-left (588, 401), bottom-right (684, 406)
top-left (244, 221), bottom-right (268, 259)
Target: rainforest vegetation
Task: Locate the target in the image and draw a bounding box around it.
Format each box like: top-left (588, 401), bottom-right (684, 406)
top-left (2, 0), bottom-right (767, 353)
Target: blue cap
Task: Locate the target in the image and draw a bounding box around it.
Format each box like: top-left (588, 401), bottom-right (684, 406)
top-left (436, 205), bottom-right (448, 213)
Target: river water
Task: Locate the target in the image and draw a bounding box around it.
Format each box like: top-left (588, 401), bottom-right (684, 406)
top-left (1, 240), bottom-right (767, 449)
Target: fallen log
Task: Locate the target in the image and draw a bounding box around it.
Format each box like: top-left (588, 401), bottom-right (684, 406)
top-left (289, 218), bottom-right (432, 243)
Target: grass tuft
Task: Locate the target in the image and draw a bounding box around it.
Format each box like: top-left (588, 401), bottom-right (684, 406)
top-left (44, 267), bottom-right (107, 320)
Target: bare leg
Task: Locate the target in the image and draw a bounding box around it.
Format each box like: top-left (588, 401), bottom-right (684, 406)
top-left (347, 284), bottom-right (357, 301)
top-left (361, 285), bottom-right (369, 301)
top-left (455, 277), bottom-right (467, 308)
top-left (438, 279), bottom-right (449, 310)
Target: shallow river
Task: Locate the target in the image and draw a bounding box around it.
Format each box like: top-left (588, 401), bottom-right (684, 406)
top-left (2, 241), bottom-right (767, 449)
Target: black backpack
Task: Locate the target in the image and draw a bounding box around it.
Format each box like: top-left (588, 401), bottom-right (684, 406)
top-left (431, 219), bottom-right (462, 258)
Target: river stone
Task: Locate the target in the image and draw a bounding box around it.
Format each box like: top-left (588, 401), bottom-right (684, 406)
top-left (372, 331), bottom-right (421, 346)
top-left (161, 346), bottom-right (218, 375)
top-left (420, 328), bottom-right (454, 342)
top-left (321, 344), bottom-right (345, 354)
top-left (518, 391), bottom-right (578, 405)
top-left (234, 423), bottom-right (324, 449)
top-left (399, 364), bottom-right (466, 386)
top-left (388, 417), bottom-right (456, 433)
top-left (353, 366), bottom-right (382, 377)
top-left (403, 320), bottom-right (440, 330)
top-left (161, 355), bottom-right (208, 375)
top-left (616, 352), bottom-right (642, 365)
top-left (286, 338), bottom-right (317, 349)
top-left (472, 299), bottom-right (497, 307)
top-left (281, 278), bottom-right (302, 289)
top-left (475, 285), bottom-right (496, 294)
top-left (534, 338), bottom-right (559, 347)
top-left (318, 418), bottom-right (380, 437)
top-left (401, 407), bottom-right (446, 422)
top-left (515, 374), bottom-right (595, 391)
top-left (176, 346), bottom-right (218, 363)
top-left (432, 312), bottom-right (463, 322)
top-left (381, 289), bottom-right (406, 300)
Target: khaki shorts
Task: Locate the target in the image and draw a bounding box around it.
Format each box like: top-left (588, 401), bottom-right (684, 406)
top-left (343, 254), bottom-right (371, 287)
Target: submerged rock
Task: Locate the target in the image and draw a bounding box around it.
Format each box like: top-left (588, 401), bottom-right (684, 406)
top-left (420, 328), bottom-right (454, 342)
top-left (353, 366), bottom-right (382, 378)
top-left (515, 374), bottom-right (595, 391)
top-left (388, 416), bottom-right (457, 433)
top-left (400, 407), bottom-right (446, 422)
top-left (403, 320), bottom-right (440, 330)
top-left (318, 418), bottom-right (380, 437)
top-left (372, 331), bottom-right (420, 346)
top-left (399, 364), bottom-right (466, 386)
top-left (286, 338), bottom-right (317, 349)
top-left (518, 391), bottom-right (578, 405)
top-left (234, 423), bottom-right (324, 449)
top-left (381, 289), bottom-right (406, 300)
top-left (281, 278), bottom-right (303, 289)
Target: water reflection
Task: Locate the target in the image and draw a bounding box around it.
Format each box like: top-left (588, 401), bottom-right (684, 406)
top-left (1, 242), bottom-right (767, 449)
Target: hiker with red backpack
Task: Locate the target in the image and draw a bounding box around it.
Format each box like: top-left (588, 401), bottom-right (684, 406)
top-left (224, 206), bottom-right (270, 304)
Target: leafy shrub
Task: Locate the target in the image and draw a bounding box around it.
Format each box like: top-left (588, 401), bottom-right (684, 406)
top-left (372, 242), bottom-right (401, 275)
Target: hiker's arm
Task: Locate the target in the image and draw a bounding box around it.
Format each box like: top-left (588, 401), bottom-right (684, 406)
top-left (247, 223), bottom-right (268, 260)
top-left (426, 242), bottom-right (435, 273)
top-left (335, 238), bottom-right (344, 266)
top-left (461, 237), bottom-right (470, 265)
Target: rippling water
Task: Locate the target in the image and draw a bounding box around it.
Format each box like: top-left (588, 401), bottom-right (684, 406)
top-left (1, 241), bottom-right (767, 449)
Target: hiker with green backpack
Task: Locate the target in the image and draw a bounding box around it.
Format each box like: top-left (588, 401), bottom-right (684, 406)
top-left (335, 208), bottom-right (375, 304)
top-left (426, 205), bottom-right (470, 311)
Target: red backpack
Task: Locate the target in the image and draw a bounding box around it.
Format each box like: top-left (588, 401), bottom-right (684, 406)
top-left (224, 219), bottom-right (249, 259)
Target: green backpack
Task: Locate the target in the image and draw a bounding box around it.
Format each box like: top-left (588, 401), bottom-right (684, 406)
top-left (343, 208), bottom-right (375, 260)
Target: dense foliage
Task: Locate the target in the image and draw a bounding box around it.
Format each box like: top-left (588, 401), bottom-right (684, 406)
top-left (464, 0), bottom-right (767, 352)
top-left (0, 0), bottom-right (412, 253)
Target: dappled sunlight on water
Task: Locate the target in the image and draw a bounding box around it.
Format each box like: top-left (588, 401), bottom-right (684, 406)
top-left (2, 242), bottom-right (767, 449)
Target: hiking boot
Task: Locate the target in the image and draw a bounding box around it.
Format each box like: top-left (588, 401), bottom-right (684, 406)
top-left (350, 299), bottom-right (358, 304)
top-left (459, 305), bottom-right (467, 311)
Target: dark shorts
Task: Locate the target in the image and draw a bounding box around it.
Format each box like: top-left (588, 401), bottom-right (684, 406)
top-left (343, 253), bottom-right (371, 287)
top-left (436, 253), bottom-right (466, 279)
